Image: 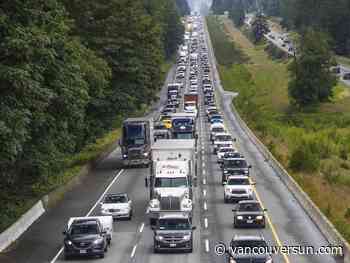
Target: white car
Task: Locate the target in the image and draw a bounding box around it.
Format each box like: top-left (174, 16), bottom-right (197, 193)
top-left (210, 123), bottom-right (225, 141)
top-left (100, 193), bottom-right (133, 220)
top-left (217, 147), bottom-right (236, 163)
top-left (213, 133), bottom-right (234, 153)
top-left (223, 176), bottom-right (254, 203)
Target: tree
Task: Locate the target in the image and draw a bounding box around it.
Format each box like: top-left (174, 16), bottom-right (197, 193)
top-left (288, 28), bottom-right (337, 107)
top-left (0, 0), bottom-right (110, 186)
top-left (175, 0), bottom-right (190, 16)
top-left (229, 0), bottom-right (246, 27)
top-left (251, 14), bottom-right (270, 43)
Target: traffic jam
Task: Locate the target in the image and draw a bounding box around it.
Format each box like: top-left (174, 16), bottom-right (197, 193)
top-left (61, 15), bottom-right (274, 263)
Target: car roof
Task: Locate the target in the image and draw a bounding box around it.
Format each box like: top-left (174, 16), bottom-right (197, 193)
top-left (227, 175), bottom-right (250, 180)
top-left (215, 133), bottom-right (231, 136)
top-left (238, 200), bottom-right (260, 205)
top-left (105, 193), bottom-right (128, 198)
top-left (224, 157), bottom-right (245, 161)
top-left (232, 235), bottom-right (265, 241)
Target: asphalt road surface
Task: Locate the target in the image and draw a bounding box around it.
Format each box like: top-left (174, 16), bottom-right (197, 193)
top-left (1, 17), bottom-right (344, 263)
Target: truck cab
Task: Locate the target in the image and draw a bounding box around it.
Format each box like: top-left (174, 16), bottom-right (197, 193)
top-left (153, 213), bottom-right (196, 253)
top-left (147, 161), bottom-right (193, 225)
top-left (171, 114), bottom-right (197, 140)
top-left (120, 118), bottom-right (153, 167)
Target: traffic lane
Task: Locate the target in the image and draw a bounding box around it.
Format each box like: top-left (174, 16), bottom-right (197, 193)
top-left (219, 93), bottom-right (337, 263)
top-left (1, 148), bottom-right (122, 263)
top-left (201, 116), bottom-right (285, 263)
top-left (54, 167), bottom-right (150, 263)
top-left (132, 224), bottom-right (202, 263)
top-left (205, 17), bottom-right (338, 262)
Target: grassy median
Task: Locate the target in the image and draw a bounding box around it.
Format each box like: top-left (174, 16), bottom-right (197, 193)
top-left (207, 15), bottom-right (350, 241)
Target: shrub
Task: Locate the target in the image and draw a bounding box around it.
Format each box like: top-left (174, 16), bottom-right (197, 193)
top-left (289, 140), bottom-right (320, 172)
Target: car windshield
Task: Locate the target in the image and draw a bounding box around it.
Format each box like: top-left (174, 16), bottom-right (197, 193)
top-left (173, 118), bottom-right (193, 127)
top-left (212, 127), bottom-right (224, 132)
top-left (220, 148), bottom-right (234, 153)
top-left (70, 223), bottom-right (99, 235)
top-left (159, 219), bottom-right (191, 230)
top-left (154, 124), bottom-right (166, 130)
top-left (216, 135), bottom-right (232, 141)
top-left (104, 195), bottom-right (127, 203)
top-left (239, 203), bottom-right (261, 212)
top-left (174, 133), bottom-right (193, 139)
top-left (124, 124), bottom-right (145, 146)
top-left (227, 178), bottom-right (250, 185)
top-left (225, 160), bottom-right (248, 168)
top-left (231, 240), bottom-right (268, 250)
top-left (154, 177), bottom-right (188, 187)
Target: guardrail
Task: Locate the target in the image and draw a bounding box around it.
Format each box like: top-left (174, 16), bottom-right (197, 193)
top-left (205, 17), bottom-right (350, 263)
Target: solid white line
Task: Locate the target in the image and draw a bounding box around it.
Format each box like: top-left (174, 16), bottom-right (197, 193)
top-left (203, 189), bottom-right (207, 197)
top-left (50, 248), bottom-right (63, 263)
top-left (86, 169), bottom-right (125, 216)
top-left (204, 202), bottom-right (207, 211)
top-left (204, 218), bottom-right (208, 228)
top-left (205, 239), bottom-right (210, 252)
top-left (130, 244), bottom-right (137, 258)
top-left (139, 223), bottom-right (145, 233)
top-left (50, 169), bottom-right (124, 263)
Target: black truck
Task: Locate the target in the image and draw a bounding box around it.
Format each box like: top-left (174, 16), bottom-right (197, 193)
top-left (119, 118), bottom-right (153, 167)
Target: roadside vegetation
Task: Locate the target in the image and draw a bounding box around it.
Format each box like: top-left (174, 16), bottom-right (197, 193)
top-left (0, 0), bottom-right (183, 233)
top-left (207, 15), bottom-right (350, 241)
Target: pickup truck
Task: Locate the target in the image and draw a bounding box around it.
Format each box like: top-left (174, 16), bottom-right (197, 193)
top-left (62, 216), bottom-right (113, 259)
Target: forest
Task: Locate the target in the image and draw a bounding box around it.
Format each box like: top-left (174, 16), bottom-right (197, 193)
top-left (0, 0), bottom-right (184, 230)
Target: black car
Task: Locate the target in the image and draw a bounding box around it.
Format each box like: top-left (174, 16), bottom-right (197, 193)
top-left (228, 235), bottom-right (273, 263)
top-left (222, 158), bottom-right (252, 184)
top-left (233, 200), bottom-right (267, 228)
top-left (63, 219), bottom-right (108, 259)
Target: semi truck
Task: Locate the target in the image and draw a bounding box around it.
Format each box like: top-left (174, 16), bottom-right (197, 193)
top-left (146, 160), bottom-right (194, 225)
top-left (184, 92), bottom-right (198, 107)
top-left (151, 139), bottom-right (196, 175)
top-left (170, 113), bottom-right (197, 140)
top-left (119, 117), bottom-right (153, 167)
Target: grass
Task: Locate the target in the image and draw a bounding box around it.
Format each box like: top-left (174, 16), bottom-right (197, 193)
top-left (336, 55), bottom-right (350, 68)
top-left (207, 15), bottom-right (350, 242)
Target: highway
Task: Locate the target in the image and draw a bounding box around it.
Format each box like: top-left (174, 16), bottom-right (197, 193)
top-left (244, 14), bottom-right (350, 87)
top-left (1, 16), bottom-right (343, 263)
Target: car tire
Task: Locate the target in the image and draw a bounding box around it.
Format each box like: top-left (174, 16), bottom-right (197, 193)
top-left (128, 210), bottom-right (133, 220)
top-left (64, 254), bottom-right (70, 261)
top-left (154, 247), bottom-right (159, 253)
top-left (100, 253), bottom-right (105, 258)
top-left (224, 196), bottom-right (228, 203)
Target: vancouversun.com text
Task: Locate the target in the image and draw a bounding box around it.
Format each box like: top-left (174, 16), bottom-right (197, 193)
top-left (214, 242), bottom-right (344, 257)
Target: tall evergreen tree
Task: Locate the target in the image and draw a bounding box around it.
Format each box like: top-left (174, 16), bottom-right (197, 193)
top-left (288, 29), bottom-right (337, 107)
